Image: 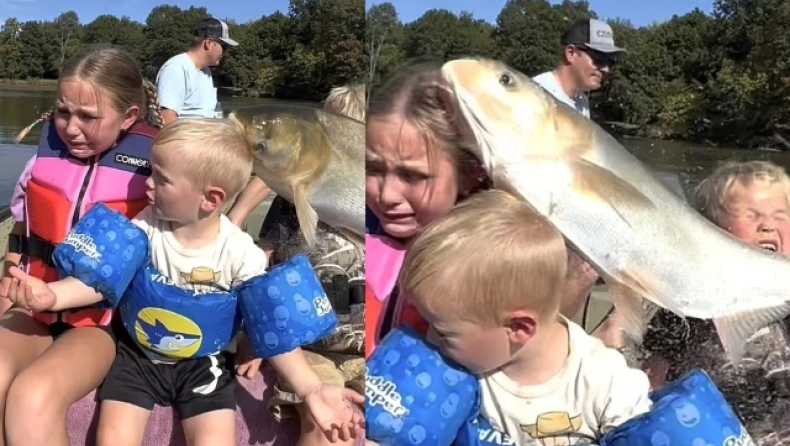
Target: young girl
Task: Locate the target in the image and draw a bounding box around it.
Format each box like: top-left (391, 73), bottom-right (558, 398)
top-left (365, 61), bottom-right (490, 352)
top-left (0, 48), bottom-right (163, 446)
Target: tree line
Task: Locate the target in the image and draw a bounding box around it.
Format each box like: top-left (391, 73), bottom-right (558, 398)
top-left (0, 0), bottom-right (364, 101)
top-left (367, 0), bottom-right (790, 148)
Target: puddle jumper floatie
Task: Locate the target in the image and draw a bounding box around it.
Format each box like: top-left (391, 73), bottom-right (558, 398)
top-left (600, 369), bottom-right (756, 446)
top-left (366, 326), bottom-right (479, 445)
top-left (53, 203), bottom-right (339, 361)
top-left (454, 369), bottom-right (756, 446)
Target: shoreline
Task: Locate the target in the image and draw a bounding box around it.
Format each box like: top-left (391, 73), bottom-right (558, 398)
top-left (0, 79), bottom-right (58, 92)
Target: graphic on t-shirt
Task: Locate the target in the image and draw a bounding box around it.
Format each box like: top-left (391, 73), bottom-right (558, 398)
top-left (520, 411), bottom-right (585, 446)
top-left (180, 266), bottom-right (222, 292)
top-left (135, 308), bottom-right (203, 359)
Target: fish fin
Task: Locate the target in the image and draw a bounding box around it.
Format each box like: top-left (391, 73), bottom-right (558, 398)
top-left (571, 159), bottom-right (656, 215)
top-left (714, 303), bottom-right (790, 364)
top-left (605, 284), bottom-right (660, 345)
top-left (293, 184), bottom-right (319, 247)
top-left (339, 228), bottom-right (365, 251)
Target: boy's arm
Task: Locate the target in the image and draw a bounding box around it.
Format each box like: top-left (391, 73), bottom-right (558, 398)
top-left (593, 347), bottom-right (652, 433)
top-left (233, 240), bottom-right (324, 394)
top-left (268, 349), bottom-right (323, 397)
top-left (42, 207), bottom-right (154, 312)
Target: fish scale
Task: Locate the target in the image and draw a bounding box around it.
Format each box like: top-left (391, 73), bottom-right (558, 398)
top-left (442, 58), bottom-right (790, 363)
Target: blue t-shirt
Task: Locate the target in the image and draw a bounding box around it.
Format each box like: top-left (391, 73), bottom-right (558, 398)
top-left (155, 53), bottom-right (217, 119)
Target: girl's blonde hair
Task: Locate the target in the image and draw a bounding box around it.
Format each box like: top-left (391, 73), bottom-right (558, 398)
top-left (324, 84), bottom-right (366, 122)
top-left (367, 60), bottom-right (490, 190)
top-left (400, 190), bottom-right (567, 325)
top-left (695, 160), bottom-right (790, 226)
top-left (16, 48), bottom-right (164, 143)
top-left (153, 118), bottom-right (256, 200)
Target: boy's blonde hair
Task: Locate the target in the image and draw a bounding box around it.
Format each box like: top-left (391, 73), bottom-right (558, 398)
top-left (400, 190), bottom-right (567, 326)
top-left (695, 160), bottom-right (790, 225)
top-left (153, 118), bottom-right (255, 200)
top-left (324, 84), bottom-right (366, 122)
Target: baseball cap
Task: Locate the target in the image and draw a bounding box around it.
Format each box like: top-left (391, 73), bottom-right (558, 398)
top-left (194, 18), bottom-right (238, 47)
top-left (561, 18), bottom-right (626, 55)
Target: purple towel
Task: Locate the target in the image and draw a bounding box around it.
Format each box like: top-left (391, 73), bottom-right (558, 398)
top-left (66, 365), bottom-right (365, 445)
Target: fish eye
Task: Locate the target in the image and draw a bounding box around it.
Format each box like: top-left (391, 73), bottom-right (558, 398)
top-left (256, 141), bottom-right (267, 153)
top-left (499, 73), bottom-right (513, 86)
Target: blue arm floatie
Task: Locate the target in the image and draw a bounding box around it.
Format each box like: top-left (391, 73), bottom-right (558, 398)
top-left (366, 326), bottom-right (479, 446)
top-left (52, 203), bottom-right (149, 307)
top-left (235, 254), bottom-right (338, 358)
top-left (600, 369), bottom-right (755, 446)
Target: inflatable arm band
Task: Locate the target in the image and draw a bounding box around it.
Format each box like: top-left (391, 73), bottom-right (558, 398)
top-left (366, 327), bottom-right (479, 446)
top-left (600, 369), bottom-right (756, 446)
top-left (53, 203), bottom-right (149, 307)
top-left (236, 254), bottom-right (338, 358)
top-left (119, 262), bottom-right (242, 361)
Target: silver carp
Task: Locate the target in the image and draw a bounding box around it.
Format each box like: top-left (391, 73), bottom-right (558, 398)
top-left (440, 58), bottom-right (790, 362)
top-left (229, 104), bottom-right (364, 247)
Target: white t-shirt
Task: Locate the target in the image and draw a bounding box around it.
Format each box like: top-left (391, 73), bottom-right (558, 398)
top-left (480, 320), bottom-right (651, 445)
top-left (132, 207), bottom-right (268, 293)
top-left (533, 71), bottom-right (590, 118)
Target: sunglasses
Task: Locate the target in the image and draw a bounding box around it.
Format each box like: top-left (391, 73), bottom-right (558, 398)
top-left (210, 39), bottom-right (230, 51)
top-left (575, 46), bottom-right (616, 68)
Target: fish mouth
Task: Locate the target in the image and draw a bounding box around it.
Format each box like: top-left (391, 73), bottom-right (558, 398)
top-left (441, 61), bottom-right (497, 174)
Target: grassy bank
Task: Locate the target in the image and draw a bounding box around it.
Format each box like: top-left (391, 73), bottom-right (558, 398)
top-left (0, 79), bottom-right (58, 92)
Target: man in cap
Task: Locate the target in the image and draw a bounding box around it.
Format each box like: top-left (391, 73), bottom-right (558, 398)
top-left (534, 19), bottom-right (627, 344)
top-left (156, 18), bottom-right (239, 124)
top-left (533, 18), bottom-right (627, 118)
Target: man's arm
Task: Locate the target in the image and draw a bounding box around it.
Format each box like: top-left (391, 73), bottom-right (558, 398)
top-left (227, 176), bottom-right (272, 227)
top-left (156, 63), bottom-right (188, 125)
top-left (161, 109), bottom-right (179, 125)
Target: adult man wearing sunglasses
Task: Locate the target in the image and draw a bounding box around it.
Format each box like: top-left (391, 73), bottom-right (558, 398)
top-left (534, 19), bottom-right (628, 344)
top-left (533, 18), bottom-right (627, 118)
top-left (156, 18), bottom-right (239, 124)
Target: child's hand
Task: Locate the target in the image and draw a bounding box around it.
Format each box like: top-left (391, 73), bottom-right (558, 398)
top-left (236, 357), bottom-right (263, 379)
top-left (235, 332), bottom-right (264, 379)
top-left (0, 266), bottom-right (56, 312)
top-left (302, 383), bottom-right (365, 442)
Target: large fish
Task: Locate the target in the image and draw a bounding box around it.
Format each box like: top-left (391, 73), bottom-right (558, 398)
top-left (440, 58), bottom-right (790, 362)
top-left (228, 104), bottom-right (364, 247)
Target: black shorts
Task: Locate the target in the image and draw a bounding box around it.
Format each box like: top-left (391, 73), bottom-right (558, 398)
top-left (98, 330), bottom-right (236, 419)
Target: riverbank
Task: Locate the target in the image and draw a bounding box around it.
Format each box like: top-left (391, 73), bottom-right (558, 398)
top-left (0, 79), bottom-right (58, 92)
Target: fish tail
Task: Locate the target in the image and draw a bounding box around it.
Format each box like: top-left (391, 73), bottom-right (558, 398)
top-left (293, 182), bottom-right (319, 247)
top-left (713, 303), bottom-right (790, 364)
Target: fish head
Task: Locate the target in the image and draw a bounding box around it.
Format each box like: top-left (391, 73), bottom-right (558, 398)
top-left (441, 58), bottom-right (592, 173)
top-left (228, 106), bottom-right (306, 173)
